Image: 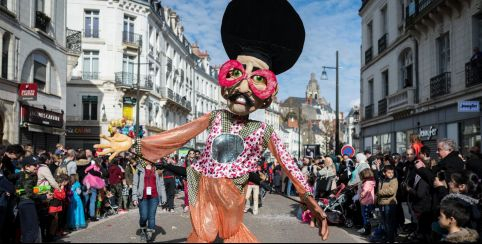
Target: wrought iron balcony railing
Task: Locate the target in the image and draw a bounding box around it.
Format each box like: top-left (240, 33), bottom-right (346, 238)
top-left (405, 0), bottom-right (443, 28)
top-left (66, 28), bottom-right (82, 54)
top-left (378, 98), bottom-right (387, 116)
top-left (466, 61), bottom-right (482, 87)
top-left (365, 104), bottom-right (374, 120)
top-left (430, 72), bottom-right (451, 98)
top-left (158, 87), bottom-right (192, 111)
top-left (82, 71), bottom-right (99, 80)
top-left (35, 11), bottom-right (51, 32)
top-left (365, 47), bottom-right (373, 64)
top-left (378, 33), bottom-right (388, 54)
top-left (114, 72), bottom-right (153, 90)
top-left (122, 31), bottom-right (142, 47)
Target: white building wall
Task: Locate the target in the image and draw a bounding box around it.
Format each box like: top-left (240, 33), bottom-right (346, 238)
top-left (0, 0), bottom-right (68, 146)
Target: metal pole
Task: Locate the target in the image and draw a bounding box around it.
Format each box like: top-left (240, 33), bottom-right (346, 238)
top-left (335, 50), bottom-right (340, 156)
top-left (136, 37), bottom-right (141, 138)
top-left (298, 106), bottom-right (301, 160)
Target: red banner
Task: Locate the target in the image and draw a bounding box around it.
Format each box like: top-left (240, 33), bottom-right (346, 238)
top-left (18, 83), bottom-right (38, 101)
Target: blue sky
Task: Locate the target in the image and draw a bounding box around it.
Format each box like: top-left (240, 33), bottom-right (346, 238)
top-left (162, 0), bottom-right (361, 114)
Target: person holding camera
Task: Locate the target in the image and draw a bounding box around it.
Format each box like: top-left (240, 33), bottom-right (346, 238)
top-left (132, 158), bottom-right (167, 242)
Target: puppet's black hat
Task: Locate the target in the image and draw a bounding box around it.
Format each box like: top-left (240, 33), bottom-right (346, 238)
top-left (221, 0), bottom-right (305, 75)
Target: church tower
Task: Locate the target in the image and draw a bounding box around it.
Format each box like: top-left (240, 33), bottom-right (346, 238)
top-left (306, 73), bottom-right (320, 103)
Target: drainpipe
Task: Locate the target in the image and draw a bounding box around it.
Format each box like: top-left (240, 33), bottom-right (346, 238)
top-left (413, 36), bottom-right (420, 104)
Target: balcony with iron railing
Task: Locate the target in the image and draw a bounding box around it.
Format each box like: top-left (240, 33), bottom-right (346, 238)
top-left (405, 0), bottom-right (444, 28)
top-left (466, 61), bottom-right (482, 88)
top-left (114, 72), bottom-right (153, 90)
top-left (159, 87), bottom-right (192, 111)
top-left (430, 72), bottom-right (451, 98)
top-left (365, 47), bottom-right (373, 64)
top-left (122, 31), bottom-right (142, 47)
top-left (365, 104), bottom-right (374, 120)
top-left (378, 33), bottom-right (388, 54)
top-left (66, 28), bottom-right (82, 54)
top-left (387, 87), bottom-right (416, 113)
top-left (378, 98), bottom-right (387, 116)
top-left (82, 71), bottom-right (99, 80)
top-left (35, 11), bottom-right (51, 33)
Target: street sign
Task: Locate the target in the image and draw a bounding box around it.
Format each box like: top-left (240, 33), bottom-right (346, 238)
top-left (458, 101), bottom-right (480, 112)
top-left (341, 145), bottom-right (355, 158)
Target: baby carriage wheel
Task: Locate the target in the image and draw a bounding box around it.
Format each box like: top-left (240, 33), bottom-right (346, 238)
top-left (344, 218), bottom-right (354, 228)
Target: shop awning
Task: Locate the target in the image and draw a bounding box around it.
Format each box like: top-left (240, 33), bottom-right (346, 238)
top-left (27, 123), bottom-right (65, 136)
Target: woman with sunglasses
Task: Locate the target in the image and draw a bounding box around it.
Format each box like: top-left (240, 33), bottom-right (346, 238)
top-left (94, 0), bottom-right (328, 242)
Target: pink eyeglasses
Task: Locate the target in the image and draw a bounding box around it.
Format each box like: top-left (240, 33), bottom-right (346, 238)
top-left (218, 60), bottom-right (278, 100)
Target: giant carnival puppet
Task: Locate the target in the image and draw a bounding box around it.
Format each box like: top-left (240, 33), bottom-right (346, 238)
top-left (94, 0), bottom-right (329, 242)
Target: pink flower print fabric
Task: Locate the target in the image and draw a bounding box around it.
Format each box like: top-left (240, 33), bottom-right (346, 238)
top-left (192, 111), bottom-right (267, 179)
top-left (270, 132), bottom-right (312, 192)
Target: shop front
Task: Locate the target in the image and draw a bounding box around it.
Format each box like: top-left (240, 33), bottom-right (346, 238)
top-left (20, 105), bottom-right (64, 152)
top-left (65, 125), bottom-right (101, 150)
top-left (361, 103), bottom-right (481, 158)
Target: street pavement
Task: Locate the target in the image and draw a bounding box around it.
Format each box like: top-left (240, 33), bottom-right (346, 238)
top-left (58, 192), bottom-right (367, 243)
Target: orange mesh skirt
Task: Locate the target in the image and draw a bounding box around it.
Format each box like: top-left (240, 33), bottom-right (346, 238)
top-left (187, 175), bottom-right (259, 243)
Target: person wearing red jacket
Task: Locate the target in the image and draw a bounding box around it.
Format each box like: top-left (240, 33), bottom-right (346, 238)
top-left (108, 158), bottom-right (124, 211)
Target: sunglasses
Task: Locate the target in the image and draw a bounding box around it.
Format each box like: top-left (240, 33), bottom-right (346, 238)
top-left (218, 60), bottom-right (278, 100)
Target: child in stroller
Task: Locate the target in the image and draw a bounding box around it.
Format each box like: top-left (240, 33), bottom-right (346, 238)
top-left (318, 183), bottom-right (357, 228)
top-left (103, 190), bottom-right (119, 218)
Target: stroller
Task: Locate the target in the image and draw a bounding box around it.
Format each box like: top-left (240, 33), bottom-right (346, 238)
top-left (103, 191), bottom-right (119, 218)
top-left (317, 183), bottom-right (357, 228)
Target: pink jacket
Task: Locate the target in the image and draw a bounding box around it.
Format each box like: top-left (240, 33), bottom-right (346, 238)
top-left (360, 178), bottom-right (376, 205)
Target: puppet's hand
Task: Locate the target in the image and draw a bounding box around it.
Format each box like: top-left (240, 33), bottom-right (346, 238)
top-left (305, 195), bottom-right (329, 241)
top-left (94, 133), bottom-right (133, 161)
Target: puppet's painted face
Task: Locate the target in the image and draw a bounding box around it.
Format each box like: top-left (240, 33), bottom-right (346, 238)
top-left (219, 55), bottom-right (277, 116)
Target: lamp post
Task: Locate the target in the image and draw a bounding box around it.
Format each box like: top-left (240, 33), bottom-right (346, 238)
top-left (136, 36), bottom-right (142, 139)
top-left (321, 50), bottom-right (340, 156)
top-left (134, 37), bottom-right (155, 139)
top-left (298, 106), bottom-right (301, 160)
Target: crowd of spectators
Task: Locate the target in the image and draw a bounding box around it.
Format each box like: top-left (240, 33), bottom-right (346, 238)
top-left (270, 137), bottom-right (481, 243)
top-left (0, 143), bottom-right (200, 243)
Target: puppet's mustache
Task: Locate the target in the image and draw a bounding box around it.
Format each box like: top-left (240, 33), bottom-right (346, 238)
top-left (228, 92), bottom-right (255, 107)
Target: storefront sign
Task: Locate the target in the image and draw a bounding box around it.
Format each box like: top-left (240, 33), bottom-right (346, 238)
top-left (18, 83), bottom-right (38, 101)
top-left (66, 126), bottom-right (100, 138)
top-left (458, 101), bottom-right (480, 112)
top-left (419, 126), bottom-right (438, 140)
top-left (123, 97), bottom-right (137, 105)
top-left (22, 106), bottom-right (63, 128)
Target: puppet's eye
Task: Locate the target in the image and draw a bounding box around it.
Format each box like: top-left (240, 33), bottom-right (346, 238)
top-left (251, 75), bottom-right (267, 85)
top-left (227, 69), bottom-right (243, 79)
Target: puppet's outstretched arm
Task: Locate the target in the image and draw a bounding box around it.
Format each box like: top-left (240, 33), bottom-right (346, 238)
top-left (95, 113), bottom-right (211, 162)
top-left (141, 112), bottom-right (211, 162)
top-left (268, 132), bottom-right (329, 241)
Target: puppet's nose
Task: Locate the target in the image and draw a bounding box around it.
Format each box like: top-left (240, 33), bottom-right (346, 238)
top-left (236, 78), bottom-right (250, 93)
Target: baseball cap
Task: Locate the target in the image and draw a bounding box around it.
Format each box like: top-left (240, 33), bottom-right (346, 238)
top-left (21, 155), bottom-right (40, 167)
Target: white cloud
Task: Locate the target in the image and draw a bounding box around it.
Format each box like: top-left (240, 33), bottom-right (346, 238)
top-left (162, 0), bottom-right (361, 114)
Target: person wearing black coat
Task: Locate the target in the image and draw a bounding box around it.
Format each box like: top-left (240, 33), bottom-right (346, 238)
top-left (465, 147), bottom-right (482, 179)
top-left (433, 139), bottom-right (465, 179)
top-left (405, 174), bottom-right (432, 242)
